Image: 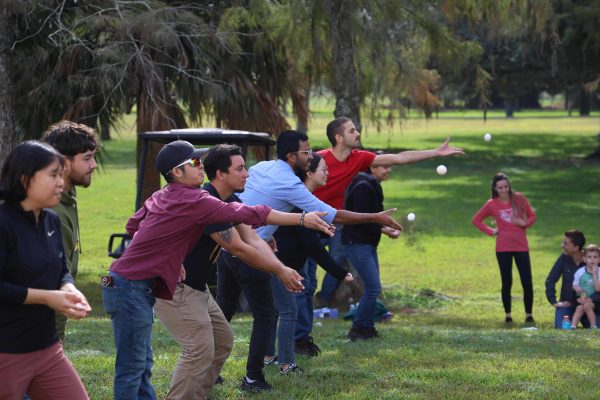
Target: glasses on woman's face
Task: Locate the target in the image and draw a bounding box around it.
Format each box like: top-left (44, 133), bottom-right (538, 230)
top-left (168, 157), bottom-right (202, 174)
top-left (293, 149), bottom-right (313, 157)
top-left (319, 166), bottom-right (328, 173)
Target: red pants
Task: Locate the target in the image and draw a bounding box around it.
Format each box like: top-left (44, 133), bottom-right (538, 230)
top-left (0, 341), bottom-right (89, 400)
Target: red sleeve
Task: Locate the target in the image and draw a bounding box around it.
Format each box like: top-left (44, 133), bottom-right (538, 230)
top-left (126, 203), bottom-right (148, 237)
top-left (358, 150), bottom-right (377, 170)
top-left (520, 194), bottom-right (536, 228)
top-left (196, 194), bottom-right (272, 228)
top-left (472, 201), bottom-right (494, 236)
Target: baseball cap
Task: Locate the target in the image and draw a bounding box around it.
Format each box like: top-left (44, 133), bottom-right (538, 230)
top-left (155, 141), bottom-right (210, 175)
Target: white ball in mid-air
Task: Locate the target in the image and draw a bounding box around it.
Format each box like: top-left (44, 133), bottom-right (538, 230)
top-left (407, 213), bottom-right (415, 221)
top-left (484, 133), bottom-right (492, 142)
top-left (437, 165), bottom-right (447, 175)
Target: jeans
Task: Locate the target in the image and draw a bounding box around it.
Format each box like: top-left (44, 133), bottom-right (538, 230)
top-left (319, 225), bottom-right (346, 300)
top-left (267, 275), bottom-right (298, 365)
top-left (102, 272), bottom-right (157, 400)
top-left (496, 252), bottom-right (533, 314)
top-left (216, 252), bottom-right (275, 381)
top-left (294, 258), bottom-right (318, 341)
top-left (343, 243), bottom-right (381, 329)
top-left (554, 305), bottom-right (597, 329)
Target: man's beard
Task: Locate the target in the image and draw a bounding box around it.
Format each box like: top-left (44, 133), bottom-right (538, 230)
top-left (293, 160), bottom-right (308, 177)
top-left (69, 169), bottom-right (92, 188)
top-left (234, 187), bottom-right (245, 194)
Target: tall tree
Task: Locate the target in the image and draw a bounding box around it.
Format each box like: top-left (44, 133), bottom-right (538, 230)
top-left (0, 3), bottom-right (16, 165)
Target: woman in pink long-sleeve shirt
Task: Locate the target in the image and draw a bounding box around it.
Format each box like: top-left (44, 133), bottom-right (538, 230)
top-left (472, 173), bottom-right (537, 324)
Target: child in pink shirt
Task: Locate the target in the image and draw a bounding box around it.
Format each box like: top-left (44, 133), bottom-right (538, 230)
top-left (473, 173), bottom-right (536, 323)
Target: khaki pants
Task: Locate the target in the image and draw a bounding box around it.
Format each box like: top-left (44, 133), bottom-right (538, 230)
top-left (154, 284), bottom-right (233, 400)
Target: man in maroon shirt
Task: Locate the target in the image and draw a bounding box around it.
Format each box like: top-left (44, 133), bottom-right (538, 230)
top-left (102, 140), bottom-right (333, 400)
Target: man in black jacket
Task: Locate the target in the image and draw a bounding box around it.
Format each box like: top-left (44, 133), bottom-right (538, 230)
top-left (545, 230), bottom-right (600, 328)
top-left (342, 161), bottom-right (400, 341)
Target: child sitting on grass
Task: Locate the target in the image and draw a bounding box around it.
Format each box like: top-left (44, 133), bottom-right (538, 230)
top-left (570, 244), bottom-right (600, 329)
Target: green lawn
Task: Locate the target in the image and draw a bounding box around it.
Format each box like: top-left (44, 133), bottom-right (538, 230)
top-left (67, 110), bottom-right (600, 399)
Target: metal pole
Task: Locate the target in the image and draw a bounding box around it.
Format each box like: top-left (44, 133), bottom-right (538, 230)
top-left (265, 144), bottom-right (270, 161)
top-left (241, 140), bottom-right (248, 160)
top-left (135, 138), bottom-right (148, 211)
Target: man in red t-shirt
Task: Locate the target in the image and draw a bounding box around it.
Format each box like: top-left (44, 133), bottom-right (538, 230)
top-left (294, 117), bottom-right (464, 352)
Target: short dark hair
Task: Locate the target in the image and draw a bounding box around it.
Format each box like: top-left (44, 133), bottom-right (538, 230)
top-left (41, 120), bottom-right (100, 158)
top-left (277, 130), bottom-right (309, 161)
top-left (204, 144), bottom-right (243, 181)
top-left (298, 153), bottom-right (323, 183)
top-left (565, 230), bottom-right (586, 252)
top-left (365, 151), bottom-right (385, 174)
top-left (0, 141), bottom-right (65, 203)
top-left (326, 117), bottom-right (351, 147)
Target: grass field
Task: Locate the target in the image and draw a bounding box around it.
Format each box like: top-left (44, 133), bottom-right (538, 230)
top-left (66, 108), bottom-right (600, 399)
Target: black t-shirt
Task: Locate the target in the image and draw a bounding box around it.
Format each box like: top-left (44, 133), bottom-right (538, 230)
top-left (181, 183), bottom-right (241, 291)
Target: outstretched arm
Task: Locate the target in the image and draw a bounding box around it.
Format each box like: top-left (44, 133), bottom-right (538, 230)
top-left (370, 137), bottom-right (464, 167)
top-left (333, 209), bottom-right (403, 231)
top-left (266, 210), bottom-right (334, 237)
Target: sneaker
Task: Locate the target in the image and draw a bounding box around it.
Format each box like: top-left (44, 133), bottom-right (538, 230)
top-left (347, 326), bottom-right (371, 342)
top-left (525, 316), bottom-right (535, 323)
top-left (214, 375), bottom-right (224, 385)
top-left (504, 317), bottom-right (513, 323)
top-left (279, 363), bottom-right (304, 375)
top-left (380, 312), bottom-right (394, 322)
top-left (264, 355), bottom-right (278, 365)
top-left (240, 377), bottom-right (272, 393)
top-left (294, 336), bottom-right (321, 357)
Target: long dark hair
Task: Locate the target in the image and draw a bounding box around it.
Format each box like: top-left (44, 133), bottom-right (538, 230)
top-left (0, 141), bottom-right (65, 204)
top-left (298, 153), bottom-right (322, 183)
top-left (491, 172), bottom-right (526, 219)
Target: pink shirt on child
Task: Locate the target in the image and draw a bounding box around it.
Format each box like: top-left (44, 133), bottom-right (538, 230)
top-left (472, 193), bottom-right (536, 252)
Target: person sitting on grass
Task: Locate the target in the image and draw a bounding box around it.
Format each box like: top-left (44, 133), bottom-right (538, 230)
top-left (570, 244), bottom-right (600, 330)
top-left (545, 230), bottom-right (592, 329)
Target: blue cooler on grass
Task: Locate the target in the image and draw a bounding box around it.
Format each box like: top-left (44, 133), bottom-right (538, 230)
top-left (314, 307), bottom-right (338, 319)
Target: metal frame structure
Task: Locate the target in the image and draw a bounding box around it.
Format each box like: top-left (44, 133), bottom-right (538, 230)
top-left (135, 128), bottom-right (276, 210)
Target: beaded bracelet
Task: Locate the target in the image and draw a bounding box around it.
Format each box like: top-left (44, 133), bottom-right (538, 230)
top-left (300, 211), bottom-right (306, 227)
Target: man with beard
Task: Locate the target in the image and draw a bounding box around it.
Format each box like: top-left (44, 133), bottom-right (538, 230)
top-left (231, 130), bottom-right (403, 392)
top-left (41, 121), bottom-right (99, 340)
top-left (153, 144), bottom-right (306, 400)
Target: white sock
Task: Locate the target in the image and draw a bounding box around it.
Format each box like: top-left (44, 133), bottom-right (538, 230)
top-left (591, 326), bottom-right (598, 329)
top-left (571, 326), bottom-right (577, 330)
top-left (245, 377), bottom-right (256, 383)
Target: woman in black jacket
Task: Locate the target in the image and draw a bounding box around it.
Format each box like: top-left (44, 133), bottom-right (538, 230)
top-left (0, 141), bottom-right (91, 400)
top-left (265, 154), bottom-right (353, 374)
top-left (343, 161), bottom-right (400, 341)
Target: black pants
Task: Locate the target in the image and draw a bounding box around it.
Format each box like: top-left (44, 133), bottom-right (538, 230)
top-left (216, 251), bottom-right (275, 381)
top-left (495, 251), bottom-right (533, 314)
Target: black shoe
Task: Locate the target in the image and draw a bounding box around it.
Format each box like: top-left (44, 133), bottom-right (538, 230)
top-left (505, 317), bottom-right (513, 323)
top-left (525, 316), bottom-right (535, 323)
top-left (315, 292), bottom-right (330, 308)
top-left (240, 377), bottom-right (272, 393)
top-left (215, 375), bottom-right (224, 385)
top-left (347, 326), bottom-right (371, 342)
top-left (365, 327), bottom-right (380, 339)
top-left (294, 336), bottom-right (321, 357)
top-left (264, 355), bottom-right (278, 365)
top-left (279, 363), bottom-right (304, 375)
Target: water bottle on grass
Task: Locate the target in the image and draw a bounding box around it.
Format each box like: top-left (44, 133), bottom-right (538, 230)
top-left (562, 316), bottom-right (571, 330)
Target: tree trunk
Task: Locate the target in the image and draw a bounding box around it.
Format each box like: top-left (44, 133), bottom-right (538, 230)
top-left (296, 85), bottom-right (310, 133)
top-left (100, 115), bottom-right (111, 141)
top-left (580, 87), bottom-right (590, 116)
top-left (326, 0), bottom-right (361, 131)
top-left (504, 100), bottom-right (514, 117)
top-left (0, 6), bottom-right (16, 166)
top-left (585, 133), bottom-right (600, 160)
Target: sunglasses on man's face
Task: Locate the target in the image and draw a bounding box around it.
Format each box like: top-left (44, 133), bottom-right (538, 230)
top-left (168, 157), bottom-right (202, 175)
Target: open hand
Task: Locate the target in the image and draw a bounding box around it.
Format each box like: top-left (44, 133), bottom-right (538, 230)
top-left (437, 137), bottom-right (465, 157)
top-left (553, 301), bottom-right (571, 308)
top-left (383, 227), bottom-right (401, 239)
top-left (374, 209), bottom-right (403, 231)
top-left (303, 211), bottom-right (334, 237)
top-left (277, 267), bottom-right (305, 293)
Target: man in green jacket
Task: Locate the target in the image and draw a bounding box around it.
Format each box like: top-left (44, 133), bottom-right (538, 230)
top-left (42, 121), bottom-right (100, 339)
